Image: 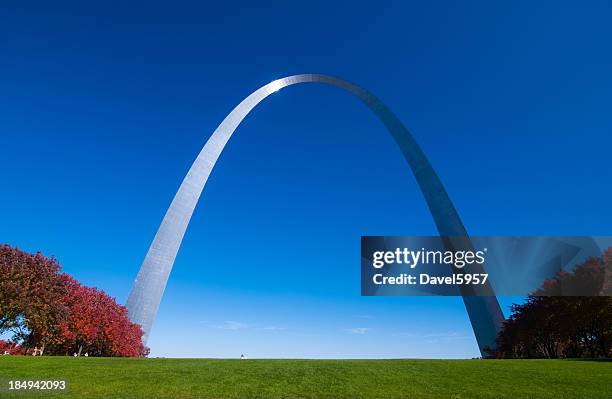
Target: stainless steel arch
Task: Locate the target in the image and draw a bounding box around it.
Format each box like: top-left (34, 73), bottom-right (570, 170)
top-left (126, 74), bottom-right (504, 356)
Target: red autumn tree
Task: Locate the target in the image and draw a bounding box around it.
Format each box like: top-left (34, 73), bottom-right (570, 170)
top-left (52, 276), bottom-right (148, 357)
top-left (0, 245), bottom-right (68, 353)
top-left (0, 339), bottom-right (25, 355)
top-left (0, 244), bottom-right (148, 357)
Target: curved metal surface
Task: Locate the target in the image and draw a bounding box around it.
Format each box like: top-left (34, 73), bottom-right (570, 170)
top-left (126, 74), bottom-right (504, 355)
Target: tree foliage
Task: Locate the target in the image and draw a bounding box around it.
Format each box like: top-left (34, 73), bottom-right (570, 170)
top-left (0, 244), bottom-right (148, 357)
top-left (0, 245), bottom-right (67, 348)
top-left (492, 248), bottom-right (612, 359)
top-left (0, 339), bottom-right (25, 355)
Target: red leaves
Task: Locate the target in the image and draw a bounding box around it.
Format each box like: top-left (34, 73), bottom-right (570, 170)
top-left (0, 245), bottom-right (67, 346)
top-left (0, 244), bottom-right (148, 357)
top-left (0, 339), bottom-right (25, 355)
top-left (58, 277), bottom-right (149, 357)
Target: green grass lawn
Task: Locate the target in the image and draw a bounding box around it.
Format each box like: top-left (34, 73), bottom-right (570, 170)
top-left (0, 357), bottom-right (610, 399)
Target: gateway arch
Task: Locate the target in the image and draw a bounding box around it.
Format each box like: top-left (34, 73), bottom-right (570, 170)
top-left (126, 74), bottom-right (504, 356)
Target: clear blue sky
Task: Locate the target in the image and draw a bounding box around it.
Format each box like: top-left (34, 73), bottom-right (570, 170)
top-left (1, 1), bottom-right (611, 358)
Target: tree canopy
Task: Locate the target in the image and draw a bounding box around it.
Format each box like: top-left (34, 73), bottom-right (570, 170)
top-left (0, 244), bottom-right (148, 357)
top-left (492, 248), bottom-right (612, 359)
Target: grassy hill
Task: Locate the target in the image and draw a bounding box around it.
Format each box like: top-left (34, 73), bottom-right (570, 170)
top-left (1, 357), bottom-right (611, 398)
